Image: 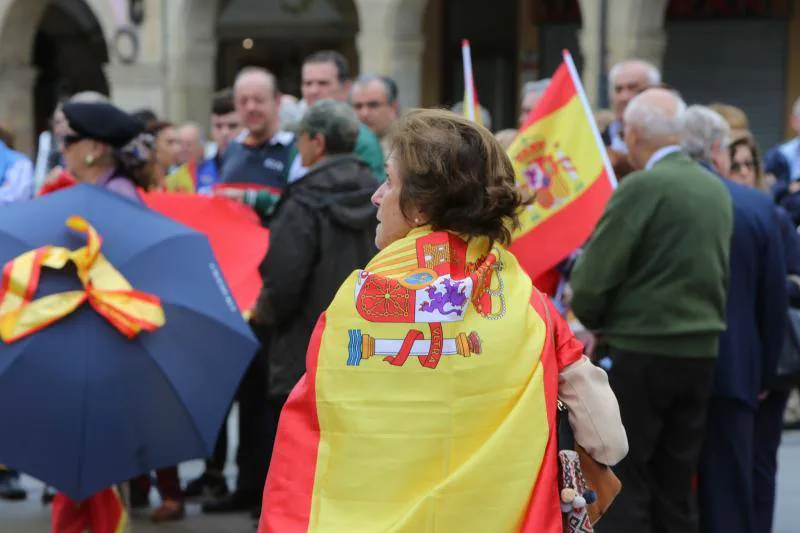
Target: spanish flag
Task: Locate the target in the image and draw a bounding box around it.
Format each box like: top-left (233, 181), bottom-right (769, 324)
top-left (509, 51), bottom-right (617, 280)
top-left (259, 227), bottom-right (583, 532)
top-left (165, 160), bottom-right (198, 193)
top-left (461, 39), bottom-right (482, 126)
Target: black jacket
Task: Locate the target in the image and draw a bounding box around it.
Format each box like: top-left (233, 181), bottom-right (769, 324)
top-left (255, 155), bottom-right (378, 395)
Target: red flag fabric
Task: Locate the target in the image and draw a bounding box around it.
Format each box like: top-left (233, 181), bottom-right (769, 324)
top-left (51, 488), bottom-right (127, 533)
top-left (509, 51), bottom-right (617, 280)
top-left (141, 192), bottom-right (269, 311)
top-left (38, 171), bottom-right (78, 195)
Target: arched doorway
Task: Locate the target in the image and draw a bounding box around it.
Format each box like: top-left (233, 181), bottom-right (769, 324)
top-left (0, 0), bottom-right (109, 154)
top-left (214, 0), bottom-right (360, 96)
top-left (33, 0), bottom-right (109, 139)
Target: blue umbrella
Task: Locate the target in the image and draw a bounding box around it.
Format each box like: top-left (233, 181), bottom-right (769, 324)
top-left (0, 184), bottom-right (258, 501)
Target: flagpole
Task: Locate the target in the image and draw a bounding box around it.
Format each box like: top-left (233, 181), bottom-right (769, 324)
top-left (462, 39), bottom-right (476, 122)
top-left (563, 50), bottom-right (618, 188)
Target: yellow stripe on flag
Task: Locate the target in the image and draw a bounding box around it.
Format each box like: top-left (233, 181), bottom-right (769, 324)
top-left (508, 95), bottom-right (604, 236)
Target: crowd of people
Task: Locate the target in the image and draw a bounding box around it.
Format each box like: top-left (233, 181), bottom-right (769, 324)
top-left (0, 46), bottom-right (797, 533)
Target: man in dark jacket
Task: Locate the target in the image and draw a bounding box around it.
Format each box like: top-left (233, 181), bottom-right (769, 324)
top-left (252, 97), bottom-right (378, 445)
top-left (682, 105), bottom-right (787, 533)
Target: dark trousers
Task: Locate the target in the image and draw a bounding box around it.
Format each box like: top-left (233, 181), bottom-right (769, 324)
top-left (754, 388), bottom-right (791, 533)
top-left (697, 398), bottom-right (756, 533)
top-left (596, 349), bottom-right (716, 533)
top-left (133, 467), bottom-right (182, 502)
top-left (234, 347), bottom-right (269, 497)
top-left (206, 410), bottom-right (228, 472)
top-left (234, 322), bottom-right (288, 498)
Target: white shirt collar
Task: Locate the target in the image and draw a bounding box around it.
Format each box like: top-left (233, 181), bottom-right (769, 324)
top-left (645, 145), bottom-right (682, 170)
top-left (234, 129), bottom-right (294, 146)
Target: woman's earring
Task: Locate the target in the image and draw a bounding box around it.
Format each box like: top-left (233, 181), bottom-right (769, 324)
top-left (84, 154), bottom-right (95, 166)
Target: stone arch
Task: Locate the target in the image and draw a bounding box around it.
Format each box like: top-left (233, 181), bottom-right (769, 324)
top-left (0, 0), bottom-right (114, 154)
top-left (0, 0), bottom-right (114, 67)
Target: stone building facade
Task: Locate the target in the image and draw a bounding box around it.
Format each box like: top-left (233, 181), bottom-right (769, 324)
top-left (0, 0), bottom-right (798, 156)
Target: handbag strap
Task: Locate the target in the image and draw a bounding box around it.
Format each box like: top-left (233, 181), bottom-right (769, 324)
top-left (536, 289), bottom-right (576, 451)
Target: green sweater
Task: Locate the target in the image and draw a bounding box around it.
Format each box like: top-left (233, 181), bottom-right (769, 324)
top-left (570, 151), bottom-right (733, 358)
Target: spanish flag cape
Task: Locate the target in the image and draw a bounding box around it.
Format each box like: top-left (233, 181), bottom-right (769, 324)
top-left (259, 226), bottom-right (583, 532)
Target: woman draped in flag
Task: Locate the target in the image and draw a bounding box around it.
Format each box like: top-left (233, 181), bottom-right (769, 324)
top-left (258, 109), bottom-right (628, 533)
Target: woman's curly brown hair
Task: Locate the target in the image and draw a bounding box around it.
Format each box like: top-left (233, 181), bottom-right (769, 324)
top-left (388, 109), bottom-right (531, 246)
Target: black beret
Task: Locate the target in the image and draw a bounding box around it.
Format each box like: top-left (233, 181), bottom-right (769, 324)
top-left (62, 102), bottom-right (146, 149)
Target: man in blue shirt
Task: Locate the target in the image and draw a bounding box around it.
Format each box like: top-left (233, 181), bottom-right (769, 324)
top-left (0, 137), bottom-right (34, 205)
top-left (0, 134), bottom-right (33, 500)
top-left (200, 66), bottom-right (295, 518)
top-left (766, 97), bottom-right (800, 222)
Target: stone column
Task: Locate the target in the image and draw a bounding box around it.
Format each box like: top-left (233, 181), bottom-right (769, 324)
top-left (391, 37), bottom-right (426, 109)
top-left (355, 0), bottom-right (428, 109)
top-left (180, 40), bottom-right (217, 128)
top-left (105, 61), bottom-right (167, 117)
top-left (0, 64), bottom-right (38, 156)
top-left (353, 0), bottom-right (394, 75)
top-left (578, 0), bottom-right (669, 107)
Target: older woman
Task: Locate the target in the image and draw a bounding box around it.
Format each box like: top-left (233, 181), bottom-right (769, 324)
top-left (725, 127), bottom-right (800, 533)
top-left (58, 101), bottom-right (152, 198)
top-left (257, 109), bottom-right (627, 533)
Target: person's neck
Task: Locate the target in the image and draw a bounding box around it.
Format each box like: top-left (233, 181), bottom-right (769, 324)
top-left (249, 123), bottom-right (278, 145)
top-left (637, 139), bottom-right (679, 169)
top-left (151, 164), bottom-right (168, 188)
top-left (76, 164), bottom-right (115, 185)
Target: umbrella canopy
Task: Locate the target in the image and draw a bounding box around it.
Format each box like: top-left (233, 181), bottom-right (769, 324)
top-left (0, 184), bottom-right (258, 501)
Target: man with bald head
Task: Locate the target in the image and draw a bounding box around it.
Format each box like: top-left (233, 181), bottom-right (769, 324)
top-left (178, 122), bottom-right (205, 166)
top-left (218, 66), bottom-right (295, 193)
top-left (202, 67), bottom-right (295, 518)
top-left (572, 88), bottom-right (734, 532)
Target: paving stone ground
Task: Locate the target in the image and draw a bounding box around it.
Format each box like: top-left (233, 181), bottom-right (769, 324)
top-left (2, 413), bottom-right (798, 533)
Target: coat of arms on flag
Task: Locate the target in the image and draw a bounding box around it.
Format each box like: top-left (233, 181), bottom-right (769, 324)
top-left (508, 51), bottom-right (617, 281)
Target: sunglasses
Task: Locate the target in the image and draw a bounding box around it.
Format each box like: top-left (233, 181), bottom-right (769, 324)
top-left (62, 134), bottom-right (86, 148)
top-left (731, 160), bottom-right (756, 173)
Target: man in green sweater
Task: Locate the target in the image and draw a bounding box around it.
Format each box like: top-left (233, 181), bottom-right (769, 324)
top-left (571, 88), bottom-right (733, 533)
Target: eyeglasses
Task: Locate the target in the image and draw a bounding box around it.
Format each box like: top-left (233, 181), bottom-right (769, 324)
top-left (731, 160), bottom-right (757, 173)
top-left (353, 101), bottom-right (387, 111)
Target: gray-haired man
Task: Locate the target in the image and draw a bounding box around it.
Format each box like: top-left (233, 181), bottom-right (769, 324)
top-left (251, 98), bottom-right (378, 436)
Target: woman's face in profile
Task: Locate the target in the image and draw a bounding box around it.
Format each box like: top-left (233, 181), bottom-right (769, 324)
top-left (155, 127), bottom-right (180, 169)
top-left (372, 152), bottom-right (416, 250)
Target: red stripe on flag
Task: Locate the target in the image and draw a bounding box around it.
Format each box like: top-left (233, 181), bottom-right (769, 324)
top-left (520, 63), bottom-right (576, 130)
top-left (259, 313), bottom-right (326, 533)
top-left (511, 170), bottom-right (613, 280)
top-left (519, 292), bottom-right (565, 533)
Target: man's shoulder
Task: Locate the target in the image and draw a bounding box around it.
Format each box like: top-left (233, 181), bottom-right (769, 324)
top-left (726, 179), bottom-right (775, 218)
top-left (356, 122), bottom-right (380, 149)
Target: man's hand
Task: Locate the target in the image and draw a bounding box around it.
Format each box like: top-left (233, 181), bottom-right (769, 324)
top-left (788, 181), bottom-right (800, 194)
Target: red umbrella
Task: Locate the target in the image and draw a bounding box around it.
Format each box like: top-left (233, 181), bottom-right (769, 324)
top-left (141, 191), bottom-right (269, 311)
